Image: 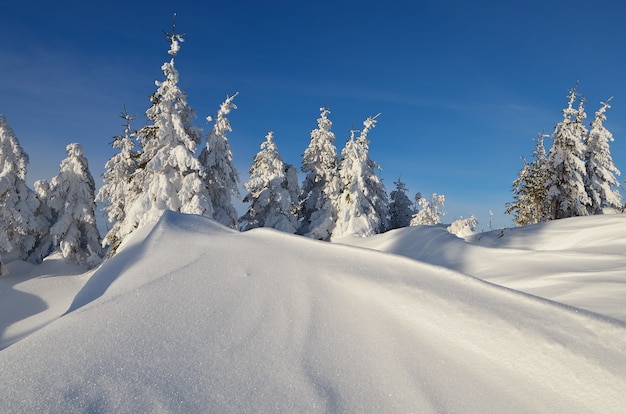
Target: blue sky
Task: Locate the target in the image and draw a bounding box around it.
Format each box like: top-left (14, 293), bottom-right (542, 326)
top-left (2, 0), bottom-right (626, 230)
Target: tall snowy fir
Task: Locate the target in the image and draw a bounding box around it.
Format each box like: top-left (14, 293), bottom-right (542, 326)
top-left (96, 108), bottom-right (139, 255)
top-left (388, 178), bottom-right (413, 229)
top-left (199, 93), bottom-right (240, 229)
top-left (240, 131), bottom-right (299, 233)
top-left (122, 27), bottom-right (211, 244)
top-left (333, 115), bottom-right (388, 238)
top-left (544, 86), bottom-right (590, 220)
top-left (0, 115), bottom-right (42, 270)
top-left (505, 134), bottom-right (549, 226)
top-left (299, 107), bottom-right (341, 240)
top-left (584, 98), bottom-right (621, 214)
top-left (410, 193), bottom-right (446, 226)
top-left (48, 143), bottom-right (101, 267)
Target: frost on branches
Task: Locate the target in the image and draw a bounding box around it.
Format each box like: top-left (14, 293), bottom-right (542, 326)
top-left (388, 178), bottom-right (414, 229)
top-left (240, 131), bottom-right (299, 233)
top-left (0, 115), bottom-right (42, 269)
top-left (333, 115), bottom-right (388, 238)
top-left (299, 107), bottom-right (341, 240)
top-left (122, 30), bottom-right (211, 244)
top-left (96, 108), bottom-right (139, 255)
top-left (410, 193), bottom-right (446, 226)
top-left (584, 98), bottom-right (621, 214)
top-left (544, 86), bottom-right (590, 220)
top-left (48, 143), bottom-right (101, 267)
top-left (199, 93), bottom-right (240, 229)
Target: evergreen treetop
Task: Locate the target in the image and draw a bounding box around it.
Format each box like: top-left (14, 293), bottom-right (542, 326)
top-left (584, 98), bottom-right (621, 213)
top-left (544, 85), bottom-right (590, 220)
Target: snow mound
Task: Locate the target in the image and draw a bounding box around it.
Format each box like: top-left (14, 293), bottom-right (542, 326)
top-left (340, 215), bottom-right (626, 322)
top-left (470, 214), bottom-right (626, 254)
top-left (0, 212), bottom-right (625, 412)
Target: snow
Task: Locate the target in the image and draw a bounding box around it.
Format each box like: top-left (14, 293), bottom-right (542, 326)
top-left (338, 214), bottom-right (626, 323)
top-left (1, 212), bottom-right (626, 412)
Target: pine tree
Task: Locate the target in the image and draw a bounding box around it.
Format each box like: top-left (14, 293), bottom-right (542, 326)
top-left (240, 131), bottom-right (299, 233)
top-left (122, 25), bottom-right (211, 243)
top-left (0, 115), bottom-right (42, 269)
top-left (48, 143), bottom-right (101, 267)
top-left (299, 106), bottom-right (341, 240)
top-left (333, 115), bottom-right (389, 238)
top-left (584, 98), bottom-right (621, 214)
top-left (410, 193), bottom-right (446, 226)
top-left (505, 133), bottom-right (549, 226)
top-left (388, 178), bottom-right (413, 229)
top-left (544, 85), bottom-right (590, 220)
top-left (199, 93), bottom-right (240, 229)
top-left (96, 108), bottom-right (139, 254)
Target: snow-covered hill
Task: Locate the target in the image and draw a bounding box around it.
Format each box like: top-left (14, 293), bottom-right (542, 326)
top-left (337, 214), bottom-right (626, 323)
top-left (1, 212), bottom-right (625, 413)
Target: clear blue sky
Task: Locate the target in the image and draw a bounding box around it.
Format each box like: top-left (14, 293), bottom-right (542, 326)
top-left (2, 0), bottom-right (626, 230)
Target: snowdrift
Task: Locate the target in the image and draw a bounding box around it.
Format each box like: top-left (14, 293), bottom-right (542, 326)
top-left (0, 211), bottom-right (625, 412)
top-left (339, 214), bottom-right (626, 322)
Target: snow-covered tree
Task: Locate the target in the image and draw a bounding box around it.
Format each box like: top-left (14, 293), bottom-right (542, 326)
top-left (388, 178), bottom-right (413, 229)
top-left (410, 192), bottom-right (446, 226)
top-left (0, 115), bottom-right (41, 269)
top-left (96, 108), bottom-right (139, 254)
top-left (544, 86), bottom-right (590, 220)
top-left (333, 115), bottom-right (388, 238)
top-left (505, 133), bottom-right (549, 226)
top-left (584, 98), bottom-right (621, 214)
top-left (240, 131), bottom-right (299, 233)
top-left (299, 106), bottom-right (341, 240)
top-left (48, 143), bottom-right (101, 267)
top-left (122, 27), bottom-right (211, 243)
top-left (199, 93), bottom-right (240, 229)
top-left (447, 215), bottom-right (478, 237)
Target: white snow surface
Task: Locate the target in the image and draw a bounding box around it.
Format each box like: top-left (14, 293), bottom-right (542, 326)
top-left (1, 211), bottom-right (625, 413)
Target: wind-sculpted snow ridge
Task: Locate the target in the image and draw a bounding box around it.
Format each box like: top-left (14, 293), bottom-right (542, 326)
top-left (340, 215), bottom-right (626, 323)
top-left (0, 211), bottom-right (625, 412)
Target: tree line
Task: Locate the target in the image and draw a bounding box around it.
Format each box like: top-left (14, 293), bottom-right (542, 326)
top-left (505, 84), bottom-right (622, 226)
top-left (1, 27), bottom-right (459, 273)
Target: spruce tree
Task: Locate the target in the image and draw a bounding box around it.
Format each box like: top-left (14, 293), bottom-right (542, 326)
top-left (333, 115), bottom-right (388, 238)
top-left (122, 25), bottom-right (211, 243)
top-left (505, 133), bottom-right (549, 225)
top-left (48, 143), bottom-right (101, 267)
top-left (584, 98), bottom-right (621, 214)
top-left (388, 178), bottom-right (413, 229)
top-left (299, 106), bottom-right (341, 240)
top-left (96, 108), bottom-right (139, 254)
top-left (0, 115), bottom-right (41, 269)
top-left (240, 131), bottom-right (299, 233)
top-left (544, 86), bottom-right (590, 220)
top-left (199, 93), bottom-right (240, 229)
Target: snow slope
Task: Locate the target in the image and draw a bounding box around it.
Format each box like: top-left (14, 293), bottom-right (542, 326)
top-left (339, 214), bottom-right (626, 323)
top-left (0, 211), bottom-right (625, 412)
top-left (0, 254), bottom-right (90, 349)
